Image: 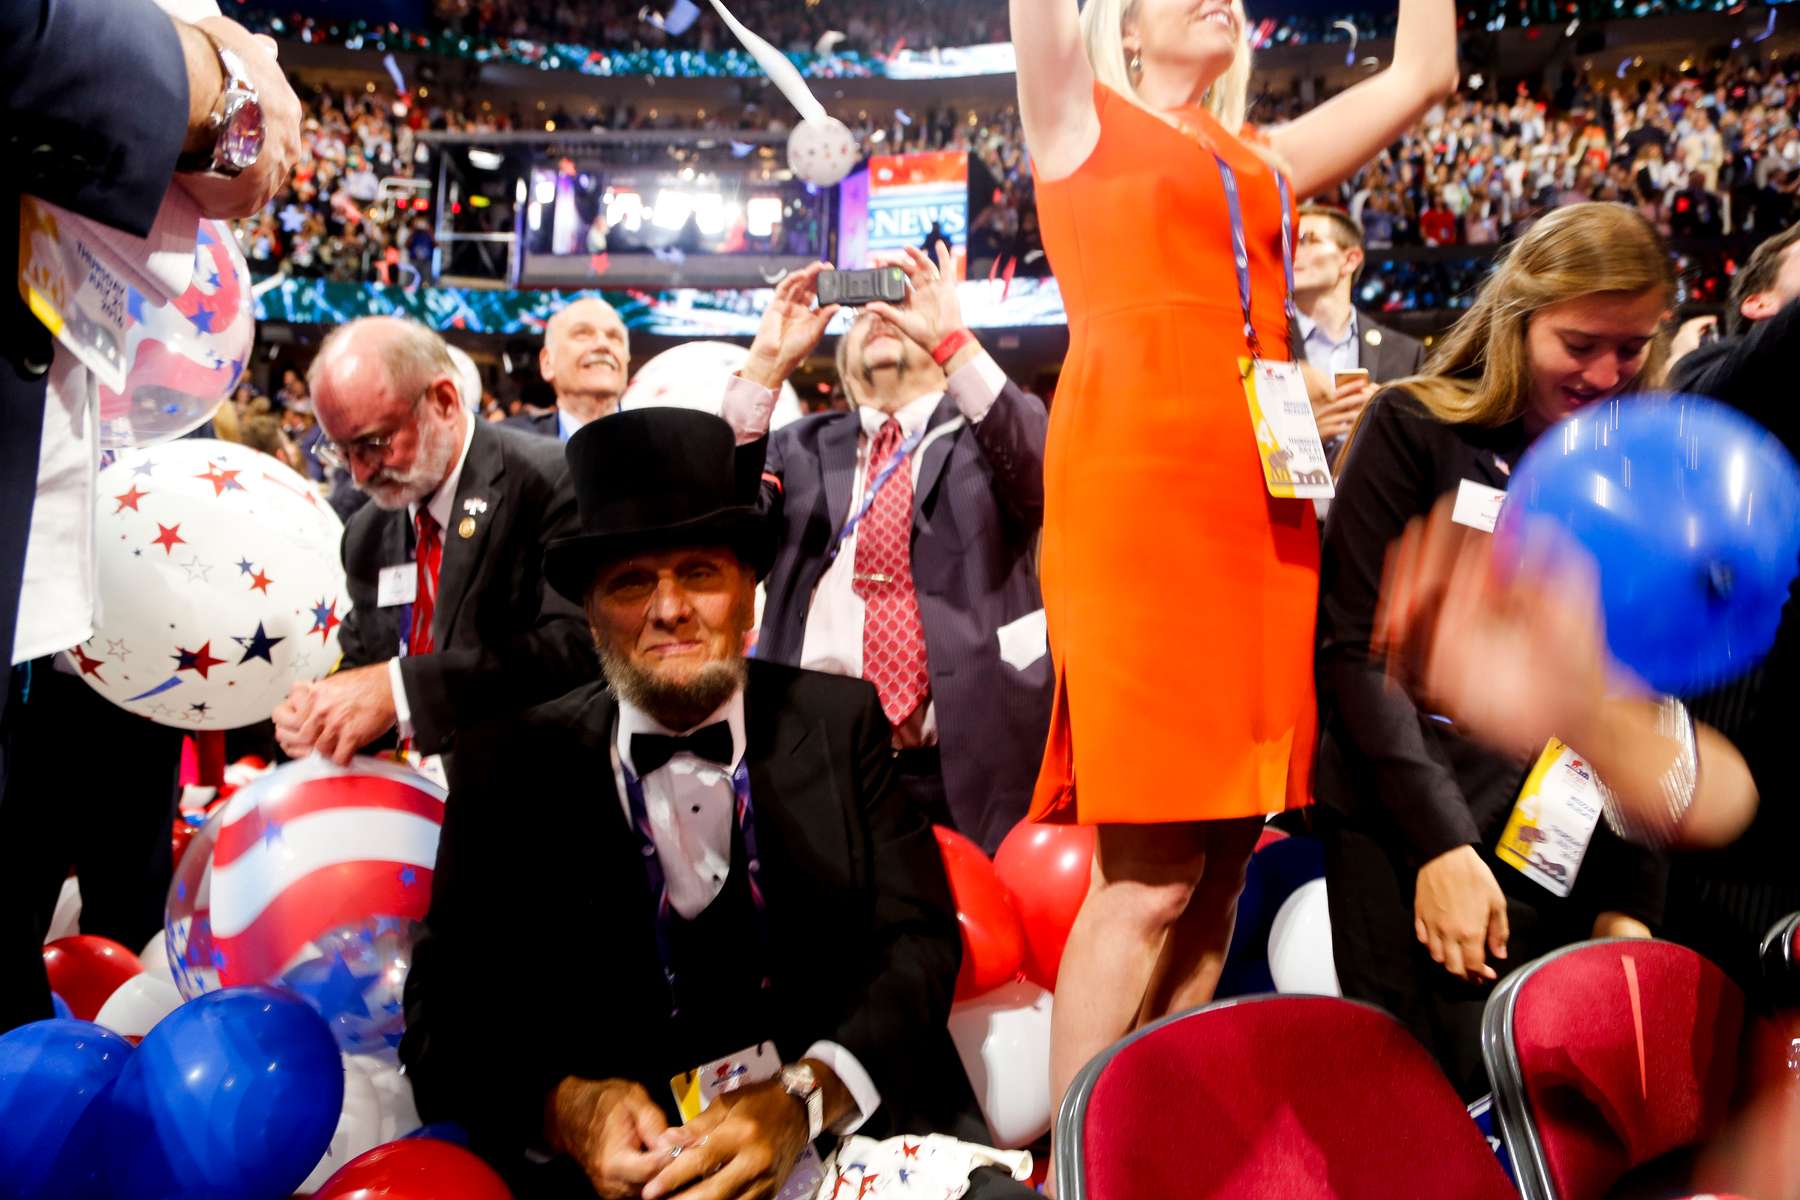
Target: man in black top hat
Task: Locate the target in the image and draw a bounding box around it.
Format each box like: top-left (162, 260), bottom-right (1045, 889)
top-left (401, 407), bottom-right (1034, 1199)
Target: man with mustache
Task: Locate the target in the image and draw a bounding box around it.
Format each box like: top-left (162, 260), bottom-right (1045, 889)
top-left (509, 297), bottom-right (632, 442)
top-left (723, 251), bottom-right (1051, 853)
top-left (272, 316), bottom-right (596, 761)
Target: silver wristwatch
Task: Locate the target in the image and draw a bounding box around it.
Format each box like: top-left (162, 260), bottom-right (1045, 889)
top-left (778, 1062), bottom-right (824, 1141)
top-left (176, 39), bottom-right (264, 176)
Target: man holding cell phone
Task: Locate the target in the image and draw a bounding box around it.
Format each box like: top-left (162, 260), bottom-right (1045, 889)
top-left (1292, 204), bottom-right (1427, 471)
top-left (720, 247), bottom-right (1051, 855)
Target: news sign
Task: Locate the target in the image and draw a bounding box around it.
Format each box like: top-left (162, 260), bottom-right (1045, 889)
top-left (865, 151), bottom-right (969, 278)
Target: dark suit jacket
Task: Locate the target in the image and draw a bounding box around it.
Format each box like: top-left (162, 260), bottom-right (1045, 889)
top-left (504, 408), bottom-right (559, 439)
top-left (1316, 388), bottom-right (1664, 922)
top-left (1356, 313), bottom-right (1428, 384)
top-left (400, 662), bottom-right (987, 1195)
top-left (1, 0), bottom-right (188, 662)
top-left (750, 379), bottom-right (1052, 853)
top-left (335, 420), bottom-right (596, 753)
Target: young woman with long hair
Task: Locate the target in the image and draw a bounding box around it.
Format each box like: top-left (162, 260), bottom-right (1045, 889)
top-left (1313, 202), bottom-right (1678, 1098)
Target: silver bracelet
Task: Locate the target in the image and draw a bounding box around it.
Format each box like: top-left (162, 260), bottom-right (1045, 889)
top-left (1594, 696), bottom-right (1699, 849)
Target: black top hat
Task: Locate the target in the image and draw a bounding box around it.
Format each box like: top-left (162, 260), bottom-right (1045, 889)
top-left (544, 408), bottom-right (772, 604)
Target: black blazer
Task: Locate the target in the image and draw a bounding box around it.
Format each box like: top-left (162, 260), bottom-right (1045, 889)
top-left (748, 380), bottom-right (1052, 853)
top-left (1, 0), bottom-right (190, 661)
top-left (1316, 388), bottom-right (1664, 922)
top-left (336, 420), bottom-right (597, 752)
top-left (400, 662), bottom-right (987, 1194)
top-left (1357, 314), bottom-right (1428, 384)
top-left (503, 408), bottom-right (559, 439)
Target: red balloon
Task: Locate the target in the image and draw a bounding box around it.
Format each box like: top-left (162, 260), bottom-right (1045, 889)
top-left (41, 935), bottom-right (144, 1021)
top-left (932, 826), bottom-right (1027, 1000)
top-left (314, 1138), bottom-right (513, 1199)
top-left (993, 821), bottom-right (1095, 991)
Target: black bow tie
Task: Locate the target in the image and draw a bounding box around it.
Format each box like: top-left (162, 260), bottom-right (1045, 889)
top-left (630, 722), bottom-right (733, 777)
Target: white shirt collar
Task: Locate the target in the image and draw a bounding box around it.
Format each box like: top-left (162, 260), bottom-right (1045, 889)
top-left (615, 686), bottom-right (748, 778)
top-left (1297, 308), bottom-right (1358, 349)
top-left (408, 410), bottom-right (477, 531)
top-left (856, 389), bottom-right (942, 442)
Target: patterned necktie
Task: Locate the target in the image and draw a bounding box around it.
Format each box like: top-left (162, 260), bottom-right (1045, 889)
top-left (852, 417), bottom-right (928, 726)
top-left (410, 510), bottom-right (441, 657)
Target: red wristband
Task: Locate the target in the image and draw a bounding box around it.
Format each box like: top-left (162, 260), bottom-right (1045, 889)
top-left (931, 329), bottom-right (976, 367)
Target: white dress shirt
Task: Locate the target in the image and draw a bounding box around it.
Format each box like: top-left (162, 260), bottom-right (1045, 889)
top-left (719, 352), bottom-right (1008, 745)
top-left (389, 410), bottom-right (476, 739)
top-left (611, 687), bottom-right (879, 1133)
top-left (14, 351), bottom-right (98, 665)
top-left (1297, 309), bottom-right (1361, 381)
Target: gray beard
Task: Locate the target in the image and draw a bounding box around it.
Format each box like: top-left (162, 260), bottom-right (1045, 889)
top-left (364, 417), bottom-right (456, 511)
top-left (597, 642), bottom-right (747, 731)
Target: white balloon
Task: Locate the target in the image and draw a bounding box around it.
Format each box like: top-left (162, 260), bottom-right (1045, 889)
top-left (1267, 878), bottom-right (1341, 996)
top-left (947, 979), bottom-right (1053, 1149)
top-left (73, 439), bottom-right (348, 729)
top-left (94, 973), bottom-right (183, 1039)
top-left (621, 340), bottom-right (805, 431)
top-left (298, 1053), bottom-right (423, 1193)
top-left (139, 929), bottom-right (175, 984)
top-left (45, 876), bottom-right (81, 942)
top-left (787, 117), bottom-right (860, 187)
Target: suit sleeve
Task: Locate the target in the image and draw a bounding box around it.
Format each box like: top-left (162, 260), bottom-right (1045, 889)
top-left (816, 683), bottom-right (963, 1111)
top-left (1666, 300), bottom-right (1800, 452)
top-left (1318, 392), bottom-right (1484, 865)
top-left (956, 371), bottom-right (1047, 529)
top-left (397, 464), bottom-right (598, 754)
top-left (400, 724), bottom-right (568, 1162)
top-left (2, 0), bottom-right (189, 236)
top-left (333, 522), bottom-right (381, 669)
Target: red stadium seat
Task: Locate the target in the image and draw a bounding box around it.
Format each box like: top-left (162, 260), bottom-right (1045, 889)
top-left (1482, 938), bottom-right (1748, 1200)
top-left (1055, 994), bottom-right (1515, 1199)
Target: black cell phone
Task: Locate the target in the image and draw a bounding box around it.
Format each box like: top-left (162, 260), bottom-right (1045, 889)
top-left (815, 266), bottom-right (907, 307)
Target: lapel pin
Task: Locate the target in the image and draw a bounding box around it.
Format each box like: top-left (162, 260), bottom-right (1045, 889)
top-left (458, 516), bottom-right (478, 539)
top-left (463, 497), bottom-right (488, 515)
top-left (1365, 329), bottom-right (1383, 346)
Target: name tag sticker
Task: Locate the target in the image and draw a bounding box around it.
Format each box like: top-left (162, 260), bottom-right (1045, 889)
top-left (1240, 358), bottom-right (1335, 500)
top-left (671, 1041), bottom-right (823, 1199)
top-left (1496, 737), bottom-right (1605, 898)
top-left (377, 564), bottom-right (417, 608)
top-left (1451, 478), bottom-right (1508, 533)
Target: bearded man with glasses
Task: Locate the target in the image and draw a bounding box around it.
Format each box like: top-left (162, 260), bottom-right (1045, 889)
top-left (272, 316), bottom-right (597, 763)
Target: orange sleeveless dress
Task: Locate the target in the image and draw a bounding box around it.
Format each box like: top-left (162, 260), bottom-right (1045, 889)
top-left (1028, 83), bottom-right (1318, 825)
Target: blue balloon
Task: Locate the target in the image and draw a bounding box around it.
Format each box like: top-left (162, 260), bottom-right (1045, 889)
top-left (1500, 393), bottom-right (1800, 693)
top-left (0, 1019), bottom-right (133, 1199)
top-left (49, 992), bottom-right (72, 1021)
top-left (104, 987), bottom-right (344, 1200)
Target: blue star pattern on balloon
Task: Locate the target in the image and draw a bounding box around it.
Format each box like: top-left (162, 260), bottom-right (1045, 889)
top-left (287, 951), bottom-right (374, 1022)
top-left (236, 557), bottom-right (255, 575)
top-left (188, 302), bottom-right (217, 334)
top-left (131, 458), bottom-right (156, 479)
top-left (261, 818), bottom-right (285, 849)
top-left (399, 866), bottom-right (418, 887)
top-left (233, 621), bottom-right (285, 666)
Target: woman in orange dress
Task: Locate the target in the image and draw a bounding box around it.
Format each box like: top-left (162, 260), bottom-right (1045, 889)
top-left (1009, 0), bottom-right (1460, 1109)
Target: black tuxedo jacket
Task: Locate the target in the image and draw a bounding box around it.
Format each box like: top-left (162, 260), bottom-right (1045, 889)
top-left (335, 420), bottom-right (596, 752)
top-left (748, 381), bottom-right (1052, 852)
top-left (400, 662), bottom-right (986, 1194)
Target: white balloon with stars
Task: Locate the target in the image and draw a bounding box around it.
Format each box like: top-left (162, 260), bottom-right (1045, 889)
top-left (70, 439), bottom-right (349, 730)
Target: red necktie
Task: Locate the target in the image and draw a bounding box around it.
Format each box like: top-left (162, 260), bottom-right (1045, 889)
top-left (410, 510), bottom-right (441, 657)
top-left (852, 417), bottom-right (928, 726)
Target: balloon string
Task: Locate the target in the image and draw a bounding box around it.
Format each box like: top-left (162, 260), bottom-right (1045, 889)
top-left (703, 0), bottom-right (828, 125)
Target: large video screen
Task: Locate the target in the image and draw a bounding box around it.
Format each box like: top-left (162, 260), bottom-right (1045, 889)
top-left (865, 151), bottom-right (970, 279)
top-left (517, 156), bottom-right (832, 288)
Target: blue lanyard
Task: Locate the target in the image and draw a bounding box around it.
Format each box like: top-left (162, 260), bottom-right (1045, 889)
top-left (621, 756), bottom-right (771, 1018)
top-left (1214, 151), bottom-right (1296, 359)
top-left (826, 424), bottom-right (928, 564)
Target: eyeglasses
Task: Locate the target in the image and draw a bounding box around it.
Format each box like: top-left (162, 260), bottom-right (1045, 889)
top-left (315, 386), bottom-right (429, 471)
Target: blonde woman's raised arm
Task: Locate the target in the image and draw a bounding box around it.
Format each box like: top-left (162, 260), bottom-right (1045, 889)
top-left (1267, 0), bottom-right (1458, 197)
top-left (1010, 0), bottom-right (1099, 182)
